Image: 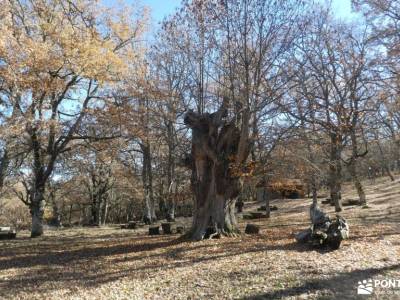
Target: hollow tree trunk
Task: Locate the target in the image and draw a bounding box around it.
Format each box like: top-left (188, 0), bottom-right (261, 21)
top-left (184, 101), bottom-right (249, 240)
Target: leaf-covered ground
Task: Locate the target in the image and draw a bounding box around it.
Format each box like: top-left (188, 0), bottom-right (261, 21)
top-left (1, 177), bottom-right (400, 300)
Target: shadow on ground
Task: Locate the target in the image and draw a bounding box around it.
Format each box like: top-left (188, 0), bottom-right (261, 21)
top-left (241, 264), bottom-right (400, 300)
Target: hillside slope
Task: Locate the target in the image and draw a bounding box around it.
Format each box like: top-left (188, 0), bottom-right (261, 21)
top-left (0, 176), bottom-right (399, 300)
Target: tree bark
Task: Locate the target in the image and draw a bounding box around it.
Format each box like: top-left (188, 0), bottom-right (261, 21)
top-left (0, 149), bottom-right (9, 192)
top-left (166, 121), bottom-right (176, 221)
top-left (328, 134), bottom-right (342, 212)
top-left (311, 174), bottom-right (318, 206)
top-left (184, 102), bottom-right (248, 240)
top-left (376, 139), bottom-right (395, 181)
top-left (142, 143), bottom-right (156, 223)
top-left (30, 184), bottom-right (45, 238)
top-left (346, 127), bottom-right (367, 205)
top-left (91, 193), bottom-right (99, 225)
top-left (348, 161), bottom-right (366, 205)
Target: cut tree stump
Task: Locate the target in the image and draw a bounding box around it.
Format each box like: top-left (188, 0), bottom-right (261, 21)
top-left (243, 212), bottom-right (266, 219)
top-left (127, 221), bottom-right (137, 229)
top-left (161, 223), bottom-right (174, 234)
top-left (245, 224), bottom-right (260, 234)
top-left (149, 226), bottom-right (160, 235)
top-left (258, 205), bottom-right (277, 211)
top-left (176, 226), bottom-right (185, 234)
top-left (0, 227), bottom-right (17, 240)
top-left (343, 199), bottom-right (360, 206)
top-left (321, 199), bottom-right (331, 204)
top-left (249, 212), bottom-right (265, 219)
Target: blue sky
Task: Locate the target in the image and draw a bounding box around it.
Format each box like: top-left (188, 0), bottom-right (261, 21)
top-left (142, 0), bottom-right (181, 23)
top-left (139, 0), bottom-right (359, 22)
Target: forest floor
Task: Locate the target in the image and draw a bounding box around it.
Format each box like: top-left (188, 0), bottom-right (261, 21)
top-left (1, 176), bottom-right (400, 300)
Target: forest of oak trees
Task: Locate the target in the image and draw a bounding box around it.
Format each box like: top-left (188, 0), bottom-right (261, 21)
top-left (0, 0), bottom-right (399, 240)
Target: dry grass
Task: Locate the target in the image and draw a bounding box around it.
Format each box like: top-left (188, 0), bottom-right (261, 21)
top-left (1, 176), bottom-right (400, 300)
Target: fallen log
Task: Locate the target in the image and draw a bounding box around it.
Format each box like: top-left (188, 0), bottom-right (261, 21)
top-left (295, 203), bottom-right (349, 250)
top-left (127, 221), bottom-right (137, 229)
top-left (161, 223), bottom-right (174, 234)
top-left (342, 199), bottom-right (361, 206)
top-left (245, 224), bottom-right (260, 234)
top-left (249, 212), bottom-right (265, 219)
top-left (321, 199), bottom-right (331, 204)
top-left (0, 227), bottom-right (17, 240)
top-left (149, 226), bottom-right (160, 235)
top-left (257, 205), bottom-right (278, 212)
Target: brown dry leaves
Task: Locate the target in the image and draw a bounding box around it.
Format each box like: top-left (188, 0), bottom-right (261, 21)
top-left (1, 177), bottom-right (400, 299)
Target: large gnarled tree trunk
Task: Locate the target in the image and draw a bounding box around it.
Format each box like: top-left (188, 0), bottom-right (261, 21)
top-left (184, 100), bottom-right (250, 240)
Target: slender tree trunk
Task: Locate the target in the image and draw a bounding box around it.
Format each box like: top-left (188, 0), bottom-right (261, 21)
top-left (347, 130), bottom-right (367, 205)
top-left (69, 204), bottom-right (73, 225)
top-left (329, 134), bottom-right (342, 212)
top-left (311, 173), bottom-right (318, 206)
top-left (142, 143), bottom-right (156, 223)
top-left (97, 195), bottom-right (102, 226)
top-left (30, 183), bottom-right (46, 237)
top-left (256, 182), bottom-right (270, 218)
top-left (348, 161), bottom-right (366, 205)
top-left (166, 121), bottom-right (176, 221)
top-left (102, 195), bottom-right (108, 226)
top-left (264, 188), bottom-right (270, 218)
top-left (91, 193), bottom-right (98, 225)
top-left (0, 149), bottom-right (9, 192)
top-left (376, 139), bottom-right (395, 181)
top-left (166, 180), bottom-right (176, 222)
top-left (49, 191), bottom-right (61, 227)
